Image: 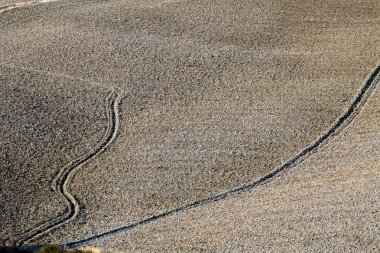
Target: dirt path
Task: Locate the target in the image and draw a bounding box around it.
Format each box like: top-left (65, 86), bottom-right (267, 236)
top-left (59, 65), bottom-right (380, 248)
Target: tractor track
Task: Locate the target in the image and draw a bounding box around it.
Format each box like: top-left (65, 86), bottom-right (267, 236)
top-left (0, 62), bottom-right (123, 246)
top-left (60, 65), bottom-right (380, 248)
top-left (13, 90), bottom-right (121, 246)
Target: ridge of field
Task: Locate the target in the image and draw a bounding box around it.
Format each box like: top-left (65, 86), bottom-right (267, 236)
top-left (0, 0), bottom-right (34, 5)
top-left (0, 0), bottom-right (57, 13)
top-left (0, 0), bottom-right (379, 248)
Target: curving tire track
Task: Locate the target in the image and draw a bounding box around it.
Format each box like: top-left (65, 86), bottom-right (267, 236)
top-left (8, 89), bottom-right (122, 246)
top-left (60, 65), bottom-right (380, 248)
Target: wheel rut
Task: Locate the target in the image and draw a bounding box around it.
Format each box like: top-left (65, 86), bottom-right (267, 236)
top-left (60, 65), bottom-right (380, 248)
top-left (8, 89), bottom-right (122, 246)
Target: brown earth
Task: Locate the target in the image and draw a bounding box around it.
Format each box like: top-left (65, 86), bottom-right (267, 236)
top-left (0, 0), bottom-right (379, 251)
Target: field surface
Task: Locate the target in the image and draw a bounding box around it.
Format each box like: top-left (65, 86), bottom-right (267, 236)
top-left (0, 0), bottom-right (379, 252)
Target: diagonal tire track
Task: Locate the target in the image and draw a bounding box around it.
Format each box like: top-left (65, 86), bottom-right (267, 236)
top-left (61, 65), bottom-right (380, 248)
top-left (7, 89), bottom-right (122, 246)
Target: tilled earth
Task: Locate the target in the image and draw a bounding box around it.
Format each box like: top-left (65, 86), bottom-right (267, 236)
top-left (0, 0), bottom-right (379, 251)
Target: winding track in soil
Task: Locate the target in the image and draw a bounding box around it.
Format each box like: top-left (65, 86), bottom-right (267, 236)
top-left (60, 65), bottom-right (380, 248)
top-left (7, 89), bottom-right (122, 246)
top-left (0, 61), bottom-right (123, 246)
